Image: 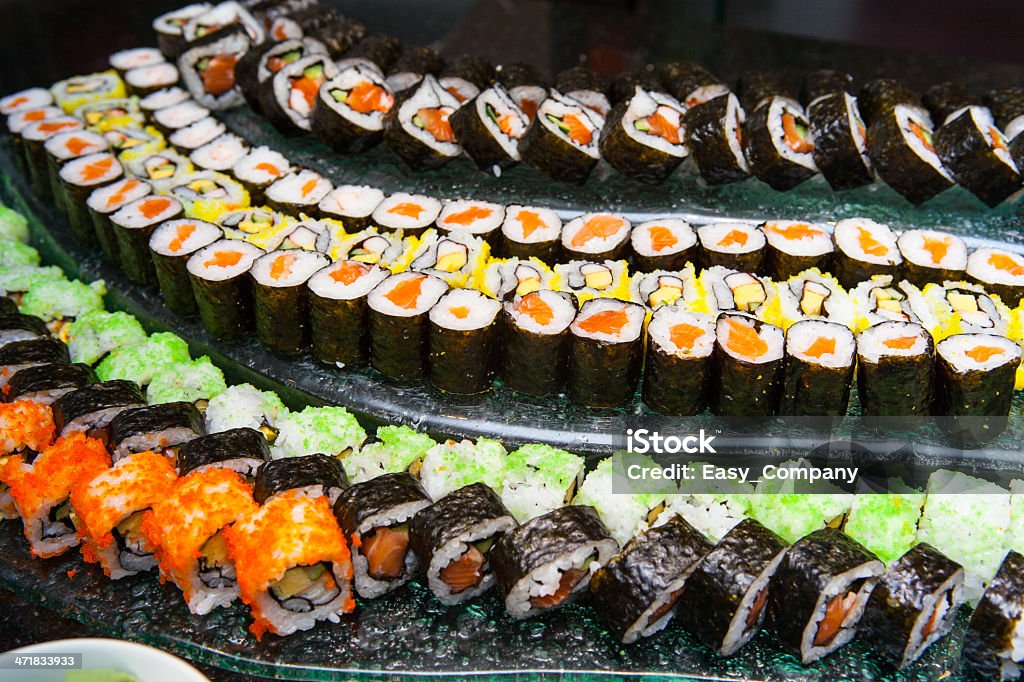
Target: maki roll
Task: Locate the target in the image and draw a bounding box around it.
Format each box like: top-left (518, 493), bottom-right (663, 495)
top-left (253, 454), bottom-right (349, 505)
top-left (858, 78), bottom-right (928, 128)
top-left (187, 239), bottom-right (264, 340)
top-left (561, 212), bottom-right (631, 262)
top-left (0, 315), bottom-right (49, 348)
top-left (439, 54), bottom-right (493, 103)
top-left (449, 84), bottom-right (529, 171)
top-left (676, 519), bottom-right (789, 656)
top-left (934, 105), bottom-right (1021, 207)
top-left (568, 298), bottom-right (646, 408)
top-left (554, 260), bottom-right (630, 303)
top-left (697, 222), bottom-right (766, 274)
top-left (51, 71), bottom-right (126, 114)
top-left (0, 87), bottom-right (53, 118)
top-left (762, 220), bottom-right (833, 281)
top-left (851, 275), bottom-right (920, 329)
top-left (57, 153), bottom-right (124, 245)
top-left (766, 528), bottom-right (884, 664)
top-left (168, 116), bottom-right (226, 154)
top-left (410, 483), bottom-right (516, 605)
top-left (261, 54), bottom-right (338, 134)
top-left (808, 91), bottom-right (873, 190)
top-left (713, 313), bottom-right (785, 417)
top-left (896, 229), bottom-right (968, 287)
top-left (110, 195), bottom-right (185, 285)
top-left (700, 266), bottom-right (772, 316)
top-left (151, 100), bottom-right (210, 135)
top-left (22, 116), bottom-right (85, 200)
top-left (642, 307), bottom-right (715, 416)
top-left (124, 62), bottom-right (180, 97)
top-left (427, 289), bottom-right (501, 395)
top-left (109, 47), bottom-right (165, 76)
top-left (342, 33), bottom-right (401, 72)
top-left (6, 106), bottom-right (62, 178)
top-left (181, 1), bottom-right (264, 46)
top-left (520, 90), bottom-right (602, 184)
top-left (250, 249), bottom-right (329, 355)
top-left (238, 37), bottom-right (325, 114)
top-left (307, 260), bottom-right (389, 367)
top-left (630, 219), bottom-right (697, 274)
top-left (743, 96), bottom-right (818, 191)
top-left (831, 218), bottom-right (902, 289)
top-left (800, 69), bottom-right (853, 106)
top-left (6, 363), bottom-right (97, 406)
top-left (108, 402), bottom-right (205, 463)
top-left (923, 82), bottom-right (976, 124)
top-left (0, 338), bottom-right (69, 388)
top-left (630, 268), bottom-right (696, 311)
top-left (52, 380), bottom-right (145, 439)
top-left (435, 200), bottom-right (504, 240)
top-left (555, 66), bottom-right (610, 117)
top-left (491, 505), bottom-right (618, 618)
top-left (963, 550), bottom-right (1024, 679)
top-left (600, 87), bottom-right (687, 183)
top-left (149, 219), bottom-right (223, 316)
top-left (386, 46), bottom-right (444, 94)
top-left (736, 70), bottom-right (793, 113)
top-left (384, 75), bottom-right (461, 170)
top-left (316, 185), bottom-right (384, 230)
top-left (264, 169), bottom-right (332, 216)
top-left (333, 472), bottom-right (432, 598)
top-left (139, 86), bottom-right (192, 118)
top-left (984, 86), bottom-right (1024, 139)
top-left (177, 427), bottom-right (271, 477)
top-left (967, 248), bottom-right (1024, 308)
top-left (914, 282), bottom-right (1009, 337)
top-left (500, 290), bottom-right (576, 397)
top-left (590, 515), bottom-right (713, 644)
top-left (497, 205), bottom-right (562, 262)
top-left (475, 258), bottom-right (555, 301)
top-left (189, 133), bottom-right (250, 172)
top-left (371, 192), bottom-right (442, 238)
top-left (330, 229), bottom-right (408, 267)
top-left (779, 319), bottom-right (856, 417)
top-left (231, 146), bottom-right (293, 205)
top-left (867, 104), bottom-right (954, 205)
top-left (856, 321), bottom-right (934, 418)
top-left (177, 31), bottom-right (252, 111)
top-left (661, 61), bottom-right (729, 109)
top-left (366, 272), bottom-right (449, 381)
top-left (43, 130), bottom-right (108, 215)
top-left (310, 64), bottom-right (395, 153)
top-left (861, 543), bottom-right (965, 669)
top-left (153, 3), bottom-right (213, 58)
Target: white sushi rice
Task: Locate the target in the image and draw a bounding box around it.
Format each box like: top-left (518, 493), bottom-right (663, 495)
top-left (125, 62), bottom-right (179, 92)
top-left (537, 90), bottom-right (602, 155)
top-left (896, 104), bottom-right (953, 181)
top-left (265, 169), bottom-right (332, 208)
top-left (7, 107), bottom-right (62, 135)
top-left (504, 535), bottom-right (618, 618)
top-left (248, 559), bottom-right (352, 635)
top-left (318, 65), bottom-right (393, 131)
top-left (1006, 114), bottom-right (1024, 142)
top-left (897, 229), bottom-right (968, 272)
top-left (698, 222), bottom-right (766, 255)
top-left (59, 152), bottom-right (122, 188)
top-left (621, 87), bottom-right (688, 158)
top-left (429, 289), bottom-right (501, 331)
top-left (937, 333), bottom-right (1021, 373)
top-left (22, 500), bottom-right (81, 558)
top-left (844, 92), bottom-right (871, 160)
top-left (629, 268), bottom-right (697, 310)
top-left (187, 239), bottom-right (263, 282)
top-left (504, 289), bottom-right (577, 335)
top-left (786, 319), bottom-right (856, 368)
top-left (367, 272), bottom-right (448, 318)
top-left (798, 560), bottom-right (883, 663)
top-left (562, 213), bottom-right (631, 255)
top-left (86, 178), bottom-right (152, 216)
top-left (501, 205), bottom-right (561, 244)
top-left (271, 55), bottom-right (338, 130)
top-left (648, 307), bottom-right (715, 357)
top-left (833, 218), bottom-right (902, 266)
top-left (169, 116), bottom-right (227, 151)
top-left (318, 185), bottom-right (385, 221)
top-left (152, 99), bottom-right (210, 131)
top-left (897, 567), bottom-right (964, 668)
top-left (231, 146), bottom-right (293, 186)
top-left (436, 200), bottom-right (504, 234)
top-left (701, 266), bottom-right (770, 314)
top-left (962, 106), bottom-right (1019, 170)
top-left (308, 261), bottom-right (390, 301)
top-left (178, 31), bottom-right (251, 110)
top-left (204, 383), bottom-right (287, 434)
top-left (110, 47), bottom-right (165, 72)
top-left (152, 2), bottom-right (211, 37)
top-left (139, 86), bottom-right (191, 112)
top-left (473, 85), bottom-right (529, 160)
top-left (21, 117), bottom-right (82, 142)
top-left (857, 320), bottom-right (931, 363)
top-left (190, 133), bottom-right (250, 172)
top-left (968, 248), bottom-right (1024, 290)
top-left (372, 192), bottom-right (442, 231)
top-left (631, 218), bottom-right (696, 258)
top-left (566, 89), bottom-right (610, 119)
top-left (570, 298), bottom-right (645, 344)
top-left (396, 75), bottom-right (461, 156)
top-left (350, 499), bottom-right (432, 599)
top-left (250, 249), bottom-right (328, 288)
top-left (44, 130), bottom-right (107, 161)
top-left (763, 220), bottom-right (833, 258)
top-left (0, 87), bottom-right (52, 115)
top-left (334, 230), bottom-right (405, 265)
top-left (716, 313), bottom-right (785, 363)
top-left (181, 1), bottom-right (263, 44)
top-left (723, 93), bottom-right (750, 172)
top-left (439, 77), bottom-right (479, 105)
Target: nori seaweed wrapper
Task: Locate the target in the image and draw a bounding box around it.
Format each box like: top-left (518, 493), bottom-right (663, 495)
top-left (496, 232), bottom-right (559, 263)
top-left (832, 249), bottom-right (898, 291)
top-left (923, 82), bottom-right (976, 124)
top-left (766, 239), bottom-right (832, 282)
top-left (632, 244), bottom-right (697, 275)
top-left (89, 208), bottom-right (123, 262)
top-left (109, 401), bottom-right (205, 453)
top-left (46, 156), bottom-right (69, 217)
top-left (0, 298), bottom-right (17, 317)
top-left (391, 46), bottom-right (444, 77)
top-left (369, 308), bottom-right (430, 381)
top-left (555, 67), bottom-right (604, 94)
top-left (275, 4), bottom-right (342, 34)
top-left (152, 248), bottom-right (200, 317)
top-left (699, 241), bottom-right (765, 275)
top-left (235, 40), bottom-right (276, 113)
top-left (1014, 134), bottom-right (1024, 193)
top-left (409, 482), bottom-right (513, 568)
top-left (310, 18), bottom-right (368, 59)
top-left (0, 337), bottom-right (70, 368)
top-left (867, 108), bottom-right (954, 205)
top-left (857, 334), bottom-right (934, 418)
top-left (0, 315), bottom-right (49, 343)
top-left (189, 266), bottom-right (255, 341)
top-left (808, 92), bottom-right (873, 190)
top-left (934, 108), bottom-right (1021, 207)
top-left (609, 70), bottom-right (661, 105)
top-left (64, 172), bottom-right (121, 247)
top-left (859, 78), bottom-right (923, 127)
top-left (861, 542), bottom-right (963, 669)
top-left (642, 341), bottom-right (711, 416)
top-left (500, 301), bottom-right (571, 397)
top-left (713, 318), bottom-right (782, 417)
top-left (253, 278), bottom-right (312, 356)
top-left (519, 102), bottom-right (599, 184)
top-left (25, 137), bottom-right (54, 200)
top-left (114, 209), bottom-right (184, 286)
top-left (736, 70), bottom-right (793, 112)
top-left (496, 62), bottom-right (543, 89)
top-left (568, 323), bottom-right (643, 408)
top-left (177, 427), bottom-right (272, 476)
top-left (599, 93), bottom-right (686, 184)
top-left (779, 349), bottom-right (853, 418)
top-left (766, 528), bottom-right (882, 657)
top-left (590, 515), bottom-right (713, 643)
top-left (743, 100), bottom-right (817, 191)
top-left (428, 316), bottom-right (497, 395)
top-left (345, 34), bottom-right (402, 73)
top-left (52, 380), bottom-right (145, 434)
top-left (659, 61), bottom-right (722, 104)
top-left (676, 519), bottom-right (789, 655)
top-left (800, 69), bottom-right (853, 106)
top-left (934, 335), bottom-right (1018, 446)
top-left (310, 290), bottom-right (371, 367)
top-left (383, 85), bottom-right (460, 172)
top-left (490, 505), bottom-right (614, 599)
top-left (260, 55), bottom-right (337, 135)
top-left (6, 362), bottom-right (96, 401)
top-left (310, 85), bottom-right (388, 154)
top-left (983, 86), bottom-right (1024, 130)
top-left (963, 550), bottom-right (1024, 679)
top-left (901, 257), bottom-right (963, 290)
top-left (449, 87), bottom-right (520, 171)
top-left (441, 55), bottom-right (494, 88)
top-left (254, 453), bottom-right (350, 504)
top-left (333, 472), bottom-right (430, 535)
top-left (684, 95), bottom-right (750, 185)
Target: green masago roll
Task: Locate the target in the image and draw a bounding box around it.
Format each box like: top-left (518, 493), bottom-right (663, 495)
top-left (95, 331), bottom-right (190, 387)
top-left (66, 310), bottom-right (147, 366)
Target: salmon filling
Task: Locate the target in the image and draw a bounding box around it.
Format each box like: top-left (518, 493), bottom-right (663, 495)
top-left (634, 106), bottom-right (682, 144)
top-left (440, 537), bottom-right (496, 593)
top-left (547, 112), bottom-right (593, 146)
top-left (515, 209), bottom-right (546, 238)
top-left (529, 556), bottom-right (593, 608)
top-left (745, 588), bottom-right (769, 629)
top-left (570, 215), bottom-right (626, 248)
top-left (331, 81), bottom-right (394, 114)
top-left (288, 63), bottom-right (326, 116)
top-left (413, 107), bottom-right (455, 143)
top-left (813, 590), bottom-right (859, 647)
top-left (577, 309), bottom-right (629, 336)
top-left (361, 525), bottom-right (409, 580)
top-left (384, 276), bottom-right (425, 309)
top-left (725, 319), bottom-right (768, 359)
top-left (197, 54), bottom-right (238, 97)
top-left (518, 293), bottom-right (554, 325)
top-left (856, 226), bottom-right (888, 257)
top-left (265, 49), bottom-right (301, 75)
top-left (647, 224), bottom-right (679, 251)
top-left (782, 113), bottom-right (813, 153)
top-left (988, 252), bottom-right (1024, 277)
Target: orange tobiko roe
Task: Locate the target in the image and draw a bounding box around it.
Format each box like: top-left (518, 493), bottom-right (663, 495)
top-left (0, 400), bottom-right (56, 456)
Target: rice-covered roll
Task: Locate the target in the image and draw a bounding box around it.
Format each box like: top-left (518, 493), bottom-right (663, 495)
top-left (203, 383), bottom-right (285, 441)
top-left (108, 402), bottom-right (205, 464)
top-left (643, 307), bottom-right (715, 416)
top-left (630, 219), bottom-right (697, 274)
top-left (568, 298), bottom-right (645, 408)
top-left (491, 505), bottom-right (617, 619)
top-left (0, 337), bottom-right (69, 388)
top-left (856, 320), bottom-right (934, 417)
top-left (263, 168), bottom-right (331, 216)
top-left (188, 132), bottom-right (250, 173)
top-left (384, 75), bottom-right (461, 171)
top-left (762, 220), bottom-right (833, 281)
top-left (328, 228), bottom-right (409, 267)
top-left (497, 205), bottom-right (561, 261)
top-left (500, 290), bottom-right (576, 397)
top-left (553, 259), bottom-right (631, 303)
top-left (226, 489), bottom-right (353, 638)
top-left (51, 378), bottom-right (145, 440)
top-left (308, 64), bottom-right (395, 154)
top-left (149, 219), bottom-right (222, 316)
top-left (698, 264), bottom-right (772, 318)
top-left (187, 239), bottom-right (263, 340)
top-left (0, 402), bottom-right (56, 521)
top-left (248, 249), bottom-right (328, 356)
top-left (630, 266), bottom-right (699, 311)
top-left (520, 89), bottom-right (602, 184)
top-left (5, 363), bottom-right (97, 406)
top-left (177, 427), bottom-right (271, 478)
top-left (713, 313), bottom-right (785, 417)
top-left (697, 222), bottom-right (766, 275)
top-left (151, 100), bottom-right (211, 138)
top-left (449, 84), bottom-right (529, 171)
top-left (177, 31), bottom-right (252, 111)
top-left (366, 272), bottom-right (448, 381)
top-left (21, 116), bottom-right (85, 199)
top-left (561, 212), bottom-right (631, 262)
top-left (261, 54), bottom-right (339, 134)
top-left (743, 96), bottom-right (818, 190)
top-left (56, 153), bottom-right (124, 244)
top-left (230, 147), bottom-right (293, 206)
top-left (426, 289), bottom-right (501, 395)
top-left (830, 217), bottom-right (901, 289)
top-left (934, 105), bottom-right (1021, 207)
top-left (599, 87), bottom-right (688, 184)
top-left (306, 260), bottom-right (388, 367)
top-left (315, 184), bottom-right (384, 231)
top-left (963, 550), bottom-right (1024, 679)
top-left (50, 71), bottom-right (126, 114)
top-left (120, 149), bottom-right (193, 190)
top-left (435, 200), bottom-right (504, 239)
top-left (371, 192), bottom-right (442, 238)
top-left (333, 472), bottom-right (432, 599)
top-left (894, 229), bottom-right (968, 288)
top-left (44, 130), bottom-right (109, 216)
top-left (868, 104), bottom-right (954, 205)
top-left (153, 3), bottom-right (213, 58)
top-left (779, 320), bottom-right (855, 417)
top-left (254, 453), bottom-right (348, 504)
top-left (109, 195), bottom-right (184, 284)
top-left (807, 91), bottom-right (873, 191)
top-left (124, 62), bottom-right (179, 98)
top-left (0, 87), bottom-right (53, 119)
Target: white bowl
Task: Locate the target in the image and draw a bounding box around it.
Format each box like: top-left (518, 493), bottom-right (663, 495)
top-left (0, 638), bottom-right (211, 682)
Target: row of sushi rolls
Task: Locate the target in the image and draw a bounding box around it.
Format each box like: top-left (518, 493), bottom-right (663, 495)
top-left (3, 0), bottom-right (1024, 677)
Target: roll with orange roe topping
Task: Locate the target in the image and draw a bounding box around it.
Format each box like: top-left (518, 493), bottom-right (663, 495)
top-left (0, 400), bottom-right (57, 519)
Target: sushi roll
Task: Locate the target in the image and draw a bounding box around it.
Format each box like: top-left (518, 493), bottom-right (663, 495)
top-left (735, 70), bottom-right (794, 113)
top-left (435, 200), bottom-right (504, 240)
top-left (366, 271), bottom-right (449, 381)
top-left (238, 37), bottom-right (325, 114)
top-left (5, 363), bottom-right (97, 406)
top-left (149, 219), bottom-right (223, 317)
top-left (630, 219), bottom-right (697, 274)
top-left (329, 228), bottom-right (409, 267)
top-left (861, 543), bottom-right (965, 669)
top-left (427, 289), bottom-right (501, 395)
top-left (779, 320), bottom-right (856, 417)
top-left (984, 86), bottom-right (1024, 139)
top-left (51, 71), bottom-right (126, 114)
top-left (867, 104), bottom-right (954, 205)
top-left (491, 505), bottom-right (618, 619)
top-left (189, 133), bottom-right (250, 172)
top-left (713, 313), bottom-right (785, 417)
top-left (6, 106), bottom-right (62, 178)
top-left (800, 69), bottom-right (854, 106)
top-left (310, 64), bottom-right (395, 154)
top-left (859, 78), bottom-right (928, 128)
top-left (963, 550), bottom-right (1024, 679)
top-left (153, 3), bottom-right (214, 58)
top-left (0, 337), bottom-right (69, 389)
top-left (316, 185), bottom-right (384, 230)
top-left (187, 239), bottom-right (264, 339)
top-left (386, 46), bottom-right (444, 94)
top-left (500, 290), bottom-right (576, 397)
top-left (74, 97), bottom-right (143, 129)
top-left (609, 71), bottom-right (662, 107)
top-left (254, 453), bottom-right (349, 505)
top-left (553, 259), bottom-right (631, 303)
top-left (923, 82), bottom-right (976, 124)
top-left (181, 1), bottom-right (264, 46)
top-left (831, 218), bottom-right (902, 289)
top-left (168, 116), bottom-right (226, 155)
top-left (808, 91), bottom-right (873, 190)
top-left (762, 220), bottom-right (833, 281)
top-left (475, 257), bottom-right (555, 301)
top-left (967, 248), bottom-right (1024, 308)
top-left (851, 275), bottom-right (920, 329)
top-left (151, 100), bottom-right (210, 136)
top-left (203, 384), bottom-right (285, 440)
top-left (264, 169), bottom-right (332, 216)
top-left (497, 205), bottom-right (561, 261)
top-left (500, 444), bottom-right (583, 524)
top-left (642, 307), bottom-right (715, 416)
top-left (341, 33), bottom-right (401, 72)
top-left (896, 229), bottom-right (968, 287)
top-left (697, 222), bottom-right (766, 274)
top-left (121, 148), bottom-right (193, 186)
top-left (333, 472), bottom-right (432, 599)
top-left (71, 450), bottom-right (179, 579)
top-left (630, 267), bottom-right (698, 311)
top-left (568, 298), bottom-right (646, 408)
top-left (307, 260), bottom-right (389, 367)
top-left (109, 47), bottom-right (165, 76)
top-left (250, 249), bottom-right (329, 355)
top-left (385, 75), bottom-right (461, 170)
top-left (231, 146), bottom-right (293, 205)
top-left (743, 96), bottom-right (818, 191)
top-left (856, 320), bottom-right (934, 418)
top-left (177, 427), bottom-right (272, 477)
top-left (417, 437), bottom-right (507, 501)
top-left (600, 87), bottom-right (688, 184)
top-left (520, 90), bottom-right (602, 184)
top-left (0, 87), bottom-right (53, 118)
top-left (916, 281), bottom-right (1009, 339)
top-left (164, 170), bottom-right (250, 217)
top-left (555, 66), bottom-right (610, 118)
top-left (124, 62), bottom-right (180, 97)
top-left (262, 54), bottom-right (339, 134)
top-left (108, 401), bottom-right (205, 464)
top-left (57, 153), bottom-right (124, 245)
top-left (561, 212), bottom-right (631, 262)
top-left (934, 105), bottom-right (1021, 207)
top-left (21, 116), bottom-right (85, 199)
top-left (43, 130), bottom-right (109, 216)
top-left (660, 61), bottom-right (729, 109)
top-left (371, 192), bottom-right (442, 238)
top-left (449, 84), bottom-right (529, 171)
top-left (110, 195), bottom-right (185, 285)
top-left (767, 528), bottom-right (884, 664)
top-left (177, 31), bottom-right (252, 111)
top-left (139, 86), bottom-right (192, 119)
top-left (439, 54), bottom-right (493, 100)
